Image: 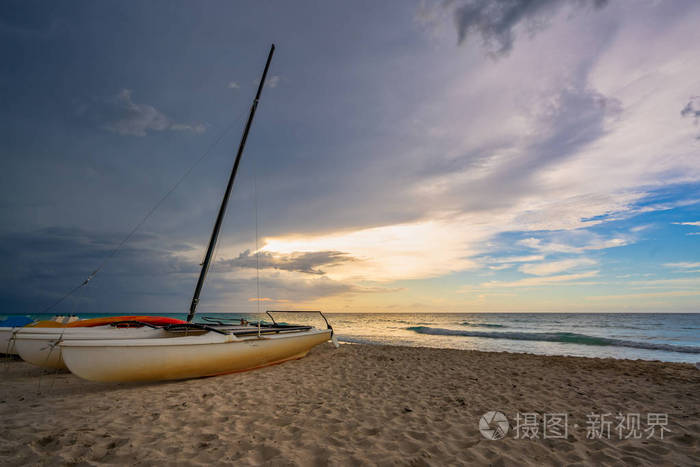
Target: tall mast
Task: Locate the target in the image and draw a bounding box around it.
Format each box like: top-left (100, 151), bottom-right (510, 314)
top-left (187, 44), bottom-right (275, 322)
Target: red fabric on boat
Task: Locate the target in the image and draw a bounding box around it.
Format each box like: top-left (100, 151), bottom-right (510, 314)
top-left (65, 316), bottom-right (187, 327)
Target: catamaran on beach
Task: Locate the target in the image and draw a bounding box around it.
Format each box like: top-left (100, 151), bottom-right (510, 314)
top-left (2, 1), bottom-right (699, 465)
top-left (5, 44), bottom-right (336, 382)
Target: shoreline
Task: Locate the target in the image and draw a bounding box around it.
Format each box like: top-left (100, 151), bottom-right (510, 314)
top-left (4, 340), bottom-right (700, 366)
top-left (337, 338), bottom-right (700, 365)
top-left (1, 343), bottom-right (698, 465)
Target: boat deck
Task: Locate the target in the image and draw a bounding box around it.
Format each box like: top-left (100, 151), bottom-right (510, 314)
top-left (173, 322), bottom-right (314, 337)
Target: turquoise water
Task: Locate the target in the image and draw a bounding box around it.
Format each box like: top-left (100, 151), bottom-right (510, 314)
top-left (4, 312), bottom-right (699, 363)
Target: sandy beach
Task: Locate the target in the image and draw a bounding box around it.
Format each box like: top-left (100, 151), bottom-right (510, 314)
top-left (1, 343), bottom-right (698, 466)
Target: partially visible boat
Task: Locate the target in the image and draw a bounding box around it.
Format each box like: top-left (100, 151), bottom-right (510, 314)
top-left (14, 316), bottom-right (186, 369)
top-left (0, 316), bottom-right (34, 355)
top-left (28, 315), bottom-right (184, 328)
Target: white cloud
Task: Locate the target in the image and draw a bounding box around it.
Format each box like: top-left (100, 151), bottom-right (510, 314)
top-left (586, 290), bottom-right (700, 301)
top-left (663, 262), bottom-right (700, 270)
top-left (519, 258), bottom-right (597, 276)
top-left (480, 270), bottom-right (599, 288)
top-left (228, 81), bottom-right (240, 89)
top-left (263, 3), bottom-right (699, 284)
top-left (517, 235), bottom-right (629, 254)
top-left (490, 254), bottom-right (545, 263)
top-left (80, 89), bottom-right (206, 137)
top-left (254, 75), bottom-right (280, 88)
top-left (411, 3), bottom-right (700, 235)
top-left (673, 221), bottom-right (700, 226)
top-left (630, 224), bottom-right (653, 233)
top-left (267, 75), bottom-right (280, 88)
top-left (262, 217), bottom-right (486, 282)
top-left (625, 277), bottom-right (700, 289)
top-left (169, 123), bottom-right (206, 134)
top-left (480, 254), bottom-right (544, 271)
top-left (223, 3), bottom-right (700, 299)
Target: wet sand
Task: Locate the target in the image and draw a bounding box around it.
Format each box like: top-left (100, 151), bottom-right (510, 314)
top-left (0, 343), bottom-right (698, 466)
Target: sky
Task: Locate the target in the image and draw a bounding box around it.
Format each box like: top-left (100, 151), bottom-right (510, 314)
top-left (1, 0), bottom-right (699, 315)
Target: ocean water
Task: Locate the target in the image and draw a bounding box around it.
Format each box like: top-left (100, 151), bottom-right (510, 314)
top-left (4, 312), bottom-right (699, 364)
top-left (326, 313), bottom-right (699, 363)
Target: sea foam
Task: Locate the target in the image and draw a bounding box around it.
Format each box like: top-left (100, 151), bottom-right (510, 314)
top-left (406, 326), bottom-right (700, 354)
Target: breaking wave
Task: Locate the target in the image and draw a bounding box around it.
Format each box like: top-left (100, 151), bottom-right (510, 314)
top-left (460, 321), bottom-right (506, 328)
top-left (405, 326), bottom-right (700, 354)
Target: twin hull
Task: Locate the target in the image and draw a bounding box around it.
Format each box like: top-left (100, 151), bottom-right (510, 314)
top-left (14, 327), bottom-right (171, 370)
top-left (61, 329), bottom-right (332, 382)
top-left (11, 316), bottom-right (187, 369)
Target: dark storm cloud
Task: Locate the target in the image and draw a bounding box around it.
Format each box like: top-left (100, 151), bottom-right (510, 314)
top-left (197, 273), bottom-right (399, 312)
top-left (0, 227), bottom-right (374, 314)
top-left (3, 0), bottom-right (695, 314)
top-left (0, 227), bottom-right (198, 314)
top-left (76, 89), bottom-right (206, 136)
top-left (681, 96), bottom-right (700, 138)
top-left (0, 16), bottom-right (66, 40)
top-left (219, 274), bottom-right (400, 303)
top-left (681, 97), bottom-right (700, 119)
top-left (414, 139), bottom-right (512, 180)
top-left (524, 86), bottom-right (621, 167)
top-left (493, 85), bottom-right (621, 200)
top-left (224, 275), bottom-right (356, 301)
top-left (450, 0), bottom-right (609, 56)
top-left (219, 249), bottom-right (356, 275)
top-left (410, 83), bottom-right (622, 213)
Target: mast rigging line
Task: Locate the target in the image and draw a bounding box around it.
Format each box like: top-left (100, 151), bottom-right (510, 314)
top-left (38, 107), bottom-right (250, 316)
top-left (255, 170), bottom-right (261, 315)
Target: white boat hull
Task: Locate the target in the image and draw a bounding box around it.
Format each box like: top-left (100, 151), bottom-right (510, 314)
top-left (61, 329), bottom-right (332, 382)
top-left (14, 326), bottom-right (171, 370)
